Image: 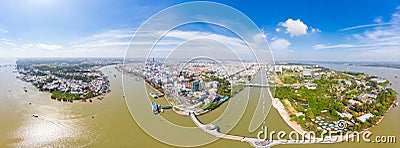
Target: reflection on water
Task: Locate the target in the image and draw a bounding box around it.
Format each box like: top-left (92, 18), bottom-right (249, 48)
top-left (1, 64), bottom-right (100, 147)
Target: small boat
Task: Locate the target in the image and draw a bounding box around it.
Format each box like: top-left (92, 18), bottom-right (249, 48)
top-left (32, 114), bottom-right (39, 118)
top-left (149, 92), bottom-right (158, 98)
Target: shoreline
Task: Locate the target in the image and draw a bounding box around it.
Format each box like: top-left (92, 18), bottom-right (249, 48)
top-left (56, 93), bottom-right (110, 104)
top-left (19, 79), bottom-right (111, 105)
top-left (271, 65), bottom-right (399, 142)
top-left (142, 79), bottom-right (192, 116)
top-left (142, 76), bottom-right (237, 116)
top-left (272, 98), bottom-right (306, 135)
top-left (118, 65), bottom-right (261, 117)
top-left (272, 97), bottom-right (396, 142)
top-left (19, 65), bottom-right (113, 105)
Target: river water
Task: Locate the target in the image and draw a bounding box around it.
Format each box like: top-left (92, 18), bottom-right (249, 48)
top-left (0, 59), bottom-right (398, 148)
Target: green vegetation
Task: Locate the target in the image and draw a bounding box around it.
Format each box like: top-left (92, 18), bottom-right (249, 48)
top-left (274, 67), bottom-right (397, 133)
top-left (204, 102), bottom-right (219, 110)
top-left (278, 72), bottom-right (301, 84)
top-left (344, 71), bottom-right (364, 77)
top-left (209, 75), bottom-right (231, 97)
top-left (51, 91), bottom-right (81, 102)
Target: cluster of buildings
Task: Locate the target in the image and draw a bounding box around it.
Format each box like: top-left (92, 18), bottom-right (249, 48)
top-left (275, 64), bottom-right (323, 90)
top-left (312, 117), bottom-right (347, 133)
top-left (18, 65), bottom-right (110, 99)
top-left (119, 60), bottom-right (260, 112)
top-left (275, 64), bottom-right (392, 133)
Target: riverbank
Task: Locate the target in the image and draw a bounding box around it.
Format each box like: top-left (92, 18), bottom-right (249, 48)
top-left (273, 93), bottom-right (395, 142)
top-left (132, 70), bottom-right (231, 116)
top-left (272, 65), bottom-right (399, 143)
top-left (71, 93), bottom-right (110, 104)
top-left (272, 98), bottom-right (306, 135)
top-left (16, 66), bottom-right (114, 105)
top-left (142, 77), bottom-right (202, 116)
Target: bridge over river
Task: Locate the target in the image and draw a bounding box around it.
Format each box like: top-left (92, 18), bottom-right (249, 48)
top-left (189, 112), bottom-right (336, 147)
top-left (244, 83), bottom-right (269, 88)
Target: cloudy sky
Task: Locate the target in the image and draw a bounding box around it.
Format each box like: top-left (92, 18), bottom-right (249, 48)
top-left (0, 0), bottom-right (399, 61)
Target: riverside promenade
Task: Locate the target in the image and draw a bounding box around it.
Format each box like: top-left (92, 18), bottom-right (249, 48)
top-left (189, 111), bottom-right (336, 148)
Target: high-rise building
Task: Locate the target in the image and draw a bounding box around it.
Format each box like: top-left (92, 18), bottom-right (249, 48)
top-left (191, 81), bottom-right (201, 92)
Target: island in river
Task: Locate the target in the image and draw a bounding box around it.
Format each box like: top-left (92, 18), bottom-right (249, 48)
top-left (16, 58), bottom-right (122, 102)
top-left (274, 64), bottom-right (398, 137)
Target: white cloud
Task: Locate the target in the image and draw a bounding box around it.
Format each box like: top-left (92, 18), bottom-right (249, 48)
top-left (84, 29), bottom-right (134, 40)
top-left (1, 39), bottom-right (15, 46)
top-left (270, 38), bottom-right (291, 50)
top-left (0, 28), bottom-right (7, 33)
top-left (2, 41), bottom-right (15, 46)
top-left (339, 15), bottom-right (394, 32)
top-left (313, 44), bottom-right (357, 50)
top-left (71, 29), bottom-right (135, 52)
top-left (313, 40), bottom-right (400, 50)
top-left (70, 29), bottom-right (252, 59)
top-left (35, 43), bottom-right (62, 50)
top-left (1, 27), bottom-right (271, 59)
top-left (17, 42), bottom-right (62, 50)
top-left (339, 23), bottom-right (392, 32)
top-left (275, 28), bottom-right (281, 32)
top-left (313, 6), bottom-right (400, 61)
top-left (364, 29), bottom-right (392, 40)
top-left (311, 27), bottom-right (321, 33)
top-left (279, 18), bottom-right (308, 37)
top-left (374, 17), bottom-right (383, 23)
top-left (20, 43), bottom-right (36, 49)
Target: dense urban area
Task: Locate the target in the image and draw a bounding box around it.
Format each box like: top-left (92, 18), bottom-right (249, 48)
top-left (118, 59), bottom-right (262, 115)
top-left (16, 59), bottom-right (122, 102)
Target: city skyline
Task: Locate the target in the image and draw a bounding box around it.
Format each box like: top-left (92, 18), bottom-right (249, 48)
top-left (0, 0), bottom-right (399, 61)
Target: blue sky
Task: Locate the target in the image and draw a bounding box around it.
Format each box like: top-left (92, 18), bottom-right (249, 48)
top-left (0, 0), bottom-right (399, 61)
